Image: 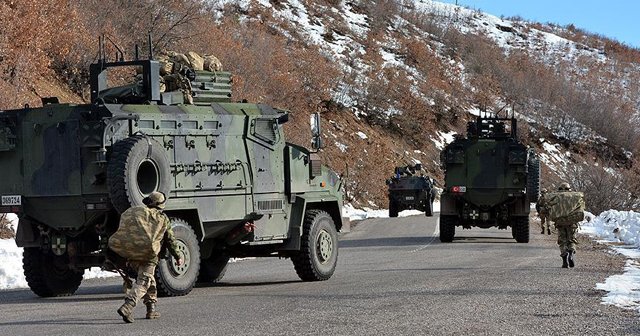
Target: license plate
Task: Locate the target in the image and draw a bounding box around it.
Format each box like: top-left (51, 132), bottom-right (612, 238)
top-left (1, 195), bottom-right (21, 206)
top-left (405, 196), bottom-right (414, 200)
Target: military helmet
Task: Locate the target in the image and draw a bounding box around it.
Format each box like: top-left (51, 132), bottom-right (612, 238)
top-left (558, 182), bottom-right (571, 191)
top-left (144, 191), bottom-right (167, 209)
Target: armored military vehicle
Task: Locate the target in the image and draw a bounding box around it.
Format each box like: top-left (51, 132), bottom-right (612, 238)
top-left (386, 164), bottom-right (436, 217)
top-left (439, 114), bottom-right (539, 243)
top-left (0, 43), bottom-right (343, 297)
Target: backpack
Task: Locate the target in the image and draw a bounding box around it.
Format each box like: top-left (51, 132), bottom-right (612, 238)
top-left (108, 206), bottom-right (168, 261)
top-left (546, 191), bottom-right (585, 222)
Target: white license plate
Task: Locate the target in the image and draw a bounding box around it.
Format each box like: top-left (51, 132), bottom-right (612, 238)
top-left (405, 196), bottom-right (414, 200)
top-left (1, 195), bottom-right (21, 206)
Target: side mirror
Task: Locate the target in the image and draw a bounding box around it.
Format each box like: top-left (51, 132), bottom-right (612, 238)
top-left (310, 113), bottom-right (323, 150)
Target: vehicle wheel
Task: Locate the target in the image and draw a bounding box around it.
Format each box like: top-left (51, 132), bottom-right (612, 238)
top-left (197, 253), bottom-right (230, 283)
top-left (527, 156), bottom-right (540, 203)
top-left (439, 215), bottom-right (456, 243)
top-left (107, 135), bottom-right (172, 214)
top-left (389, 200), bottom-right (399, 218)
top-left (512, 216), bottom-right (530, 243)
top-left (156, 218), bottom-right (200, 296)
top-left (23, 247), bottom-right (83, 297)
top-left (291, 209), bottom-right (338, 281)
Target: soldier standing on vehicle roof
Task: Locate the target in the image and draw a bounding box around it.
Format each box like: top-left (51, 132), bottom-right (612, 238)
top-left (554, 183), bottom-right (581, 268)
top-left (108, 192), bottom-right (183, 323)
top-left (536, 188), bottom-right (552, 235)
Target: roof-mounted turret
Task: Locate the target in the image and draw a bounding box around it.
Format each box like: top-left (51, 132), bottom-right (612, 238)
top-left (90, 35), bottom-right (232, 106)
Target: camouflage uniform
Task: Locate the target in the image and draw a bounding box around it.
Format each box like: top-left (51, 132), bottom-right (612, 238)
top-left (109, 192), bottom-right (181, 323)
top-left (536, 189), bottom-right (552, 235)
top-left (551, 183), bottom-right (582, 268)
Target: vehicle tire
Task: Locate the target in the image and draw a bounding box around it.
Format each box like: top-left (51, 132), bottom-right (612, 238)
top-left (512, 216), bottom-right (530, 243)
top-left (156, 218), bottom-right (200, 296)
top-left (23, 247), bottom-right (83, 297)
top-left (527, 156), bottom-right (540, 203)
top-left (291, 209), bottom-right (338, 281)
top-left (197, 253), bottom-right (230, 283)
top-left (389, 200), bottom-right (399, 218)
top-left (439, 215), bottom-right (456, 243)
top-left (107, 135), bottom-right (172, 214)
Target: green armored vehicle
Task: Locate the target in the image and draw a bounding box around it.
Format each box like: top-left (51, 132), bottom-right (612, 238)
top-left (0, 46), bottom-right (343, 297)
top-left (386, 164), bottom-right (436, 217)
top-left (439, 115), bottom-right (539, 243)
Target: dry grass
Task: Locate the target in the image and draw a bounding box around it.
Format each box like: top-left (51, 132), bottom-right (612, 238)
top-left (0, 214), bottom-right (15, 239)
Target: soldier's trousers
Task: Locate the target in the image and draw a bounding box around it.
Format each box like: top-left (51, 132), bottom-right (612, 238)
top-left (557, 225), bottom-right (578, 256)
top-left (540, 214), bottom-right (551, 230)
top-left (125, 261), bottom-right (158, 305)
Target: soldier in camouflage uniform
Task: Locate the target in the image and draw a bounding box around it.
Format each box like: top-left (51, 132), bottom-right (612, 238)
top-left (536, 188), bottom-right (552, 235)
top-left (109, 192), bottom-right (183, 323)
top-left (554, 183), bottom-right (579, 268)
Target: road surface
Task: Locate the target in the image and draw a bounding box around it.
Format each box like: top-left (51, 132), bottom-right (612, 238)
top-left (0, 214), bottom-right (637, 335)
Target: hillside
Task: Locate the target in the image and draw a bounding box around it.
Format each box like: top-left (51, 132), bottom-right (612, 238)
top-left (1, 0), bottom-right (639, 213)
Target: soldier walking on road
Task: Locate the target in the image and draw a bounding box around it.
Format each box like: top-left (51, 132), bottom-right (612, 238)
top-left (552, 183), bottom-right (584, 268)
top-left (108, 192), bottom-right (183, 323)
top-left (536, 188), bottom-right (552, 235)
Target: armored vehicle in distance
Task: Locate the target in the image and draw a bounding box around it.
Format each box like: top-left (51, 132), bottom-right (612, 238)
top-left (439, 114), bottom-right (539, 243)
top-left (0, 45), bottom-right (343, 298)
top-left (386, 164), bottom-right (436, 217)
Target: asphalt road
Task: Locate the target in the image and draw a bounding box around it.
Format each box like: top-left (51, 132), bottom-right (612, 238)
top-left (0, 214), bottom-right (638, 336)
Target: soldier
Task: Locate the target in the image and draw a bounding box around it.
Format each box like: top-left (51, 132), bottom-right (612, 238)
top-left (536, 188), bottom-right (552, 235)
top-left (109, 192), bottom-right (183, 323)
top-left (554, 182), bottom-right (581, 268)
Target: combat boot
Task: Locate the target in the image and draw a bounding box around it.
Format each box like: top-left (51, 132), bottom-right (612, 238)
top-left (541, 229), bottom-right (545, 234)
top-left (146, 302), bottom-right (160, 319)
top-left (561, 254), bottom-right (568, 268)
top-left (568, 251), bottom-right (575, 268)
top-left (547, 228), bottom-right (551, 235)
top-left (117, 298), bottom-right (136, 323)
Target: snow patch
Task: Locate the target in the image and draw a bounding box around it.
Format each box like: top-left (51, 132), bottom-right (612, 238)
top-left (580, 210), bottom-right (640, 313)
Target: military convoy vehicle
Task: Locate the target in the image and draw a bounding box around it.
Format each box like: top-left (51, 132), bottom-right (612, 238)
top-left (439, 114), bottom-right (539, 243)
top-left (0, 43), bottom-right (343, 297)
top-left (386, 164), bottom-right (436, 217)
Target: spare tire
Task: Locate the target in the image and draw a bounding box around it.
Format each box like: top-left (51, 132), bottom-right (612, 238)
top-left (527, 156), bottom-right (540, 203)
top-left (107, 135), bottom-right (172, 214)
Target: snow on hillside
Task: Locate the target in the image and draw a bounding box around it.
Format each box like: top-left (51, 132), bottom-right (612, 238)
top-left (209, 0), bottom-right (621, 171)
top-left (410, 0), bottom-right (605, 63)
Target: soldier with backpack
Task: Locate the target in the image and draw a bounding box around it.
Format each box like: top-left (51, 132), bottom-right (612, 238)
top-left (547, 183), bottom-right (585, 268)
top-left (536, 188), bottom-right (552, 235)
top-left (108, 192), bottom-right (183, 323)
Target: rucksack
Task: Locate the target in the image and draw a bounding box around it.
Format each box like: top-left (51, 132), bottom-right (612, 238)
top-left (546, 191), bottom-right (585, 222)
top-left (108, 206), bottom-right (168, 261)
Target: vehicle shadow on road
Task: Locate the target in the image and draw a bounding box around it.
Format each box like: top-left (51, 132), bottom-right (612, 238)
top-left (198, 280), bottom-right (301, 288)
top-left (340, 236), bottom-right (437, 248)
top-left (448, 236), bottom-right (519, 243)
top-left (0, 285), bottom-right (123, 305)
top-left (0, 318), bottom-right (121, 327)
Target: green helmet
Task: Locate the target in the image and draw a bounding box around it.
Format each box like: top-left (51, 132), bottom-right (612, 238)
top-left (144, 191), bottom-right (167, 209)
top-left (558, 182), bottom-right (571, 191)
